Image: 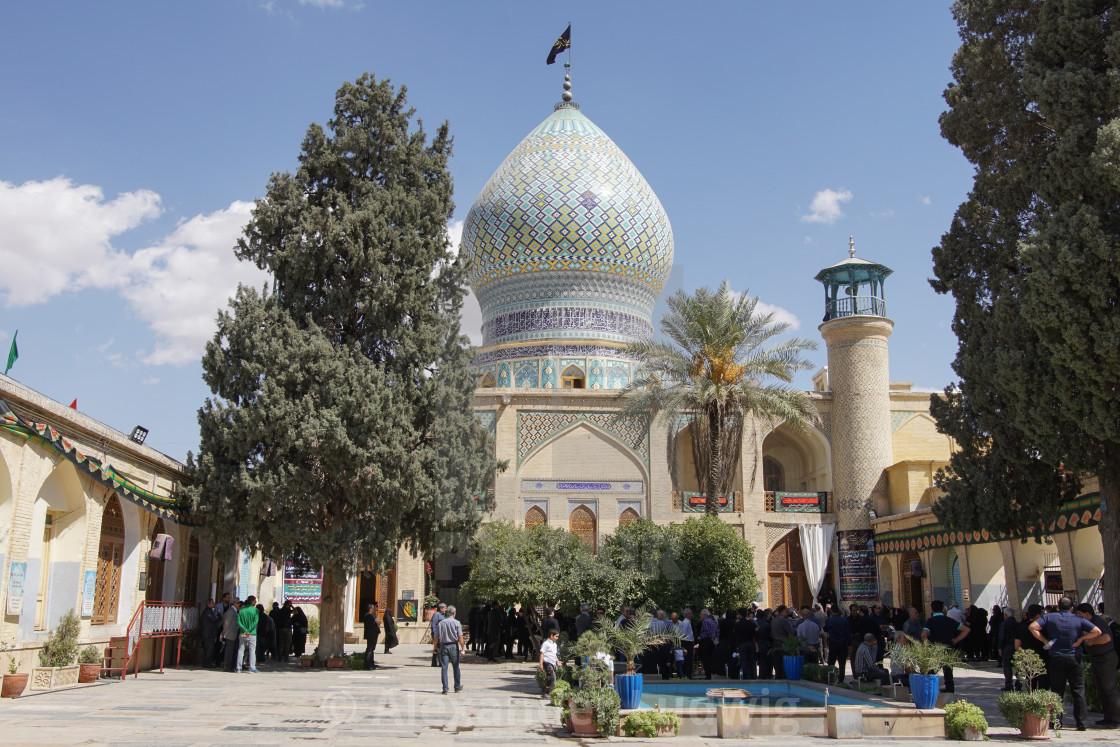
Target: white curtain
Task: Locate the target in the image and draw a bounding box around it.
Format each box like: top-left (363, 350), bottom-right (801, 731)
top-left (799, 523), bottom-right (836, 599)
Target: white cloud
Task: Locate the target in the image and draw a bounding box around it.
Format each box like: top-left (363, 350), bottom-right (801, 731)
top-left (800, 188), bottom-right (853, 224)
top-left (919, 195), bottom-right (932, 206)
top-left (870, 209), bottom-right (895, 219)
top-left (299, 0), bottom-right (346, 6)
top-left (141, 377), bottom-right (160, 385)
top-left (120, 202), bottom-right (267, 365)
top-left (755, 301), bottom-right (801, 331)
top-left (0, 178), bottom-right (161, 306)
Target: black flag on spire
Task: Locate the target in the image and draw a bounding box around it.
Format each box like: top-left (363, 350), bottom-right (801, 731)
top-left (546, 24), bottom-right (570, 65)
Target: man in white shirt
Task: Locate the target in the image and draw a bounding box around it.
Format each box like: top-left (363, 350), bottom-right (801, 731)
top-left (538, 628), bottom-right (560, 695)
top-left (678, 609), bottom-right (696, 678)
top-left (947, 604), bottom-right (966, 624)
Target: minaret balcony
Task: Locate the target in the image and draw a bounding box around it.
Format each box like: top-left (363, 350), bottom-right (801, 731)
top-left (824, 295), bottom-right (887, 321)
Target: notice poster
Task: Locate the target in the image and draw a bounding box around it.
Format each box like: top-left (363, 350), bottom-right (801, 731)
top-left (81, 570), bottom-right (97, 616)
top-left (838, 529), bottom-right (878, 601)
top-left (6, 562), bottom-right (26, 615)
top-left (397, 599), bottom-right (418, 622)
top-left (1044, 571), bottom-right (1063, 593)
top-left (283, 555), bottom-right (323, 605)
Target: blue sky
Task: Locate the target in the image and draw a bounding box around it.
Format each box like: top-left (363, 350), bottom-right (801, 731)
top-left (0, 2), bottom-right (971, 460)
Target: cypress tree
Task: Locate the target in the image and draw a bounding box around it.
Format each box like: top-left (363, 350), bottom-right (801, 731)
top-left (187, 75), bottom-right (494, 655)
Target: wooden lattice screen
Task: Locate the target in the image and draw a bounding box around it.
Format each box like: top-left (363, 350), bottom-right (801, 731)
top-left (524, 505), bottom-right (546, 528)
top-left (569, 505), bottom-right (597, 553)
top-left (92, 495), bottom-right (125, 625)
top-left (618, 507), bottom-right (640, 525)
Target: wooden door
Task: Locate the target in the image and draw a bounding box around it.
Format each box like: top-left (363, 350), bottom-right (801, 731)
top-left (183, 535), bottom-right (200, 604)
top-left (569, 505), bottom-right (596, 552)
top-left (619, 507), bottom-right (640, 525)
top-left (92, 496), bottom-right (125, 624)
top-left (146, 519), bottom-right (165, 602)
top-left (767, 530), bottom-right (811, 610)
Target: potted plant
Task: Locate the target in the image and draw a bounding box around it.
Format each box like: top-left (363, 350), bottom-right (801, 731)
top-left (998, 650), bottom-right (1063, 740)
top-left (300, 654), bottom-right (314, 668)
top-left (944, 700), bottom-right (988, 741)
top-left (1, 640), bottom-right (28, 698)
top-left (32, 610), bottom-right (81, 690)
top-left (78, 645), bottom-right (102, 683)
top-left (422, 594), bottom-right (440, 622)
top-left (775, 635), bottom-right (805, 681)
top-left (889, 635), bottom-right (966, 709)
top-left (569, 683), bottom-right (621, 737)
top-left (325, 651), bottom-right (347, 668)
top-left (598, 609), bottom-right (681, 709)
top-left (622, 707), bottom-right (681, 737)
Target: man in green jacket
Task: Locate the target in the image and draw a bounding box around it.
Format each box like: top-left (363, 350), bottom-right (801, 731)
top-left (236, 595), bottom-right (260, 673)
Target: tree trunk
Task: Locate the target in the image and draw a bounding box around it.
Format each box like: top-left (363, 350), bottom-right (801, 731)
top-left (1097, 447), bottom-right (1120, 620)
top-left (318, 568), bottom-right (348, 658)
top-left (707, 408), bottom-right (722, 516)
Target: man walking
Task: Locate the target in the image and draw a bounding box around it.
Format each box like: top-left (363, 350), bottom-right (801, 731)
top-left (363, 602), bottom-right (381, 670)
top-left (434, 605), bottom-right (465, 694)
top-left (236, 596), bottom-right (259, 673)
top-left (221, 598), bottom-right (240, 672)
top-left (1074, 602), bottom-right (1120, 727)
top-left (430, 601), bottom-right (447, 667)
top-left (923, 600), bottom-right (969, 692)
top-left (1029, 597), bottom-right (1101, 731)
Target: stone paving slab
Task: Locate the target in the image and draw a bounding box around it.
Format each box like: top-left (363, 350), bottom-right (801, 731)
top-left (0, 644), bottom-right (1118, 746)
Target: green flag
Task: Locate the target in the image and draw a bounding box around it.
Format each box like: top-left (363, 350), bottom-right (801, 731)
top-left (4, 330), bottom-right (17, 376)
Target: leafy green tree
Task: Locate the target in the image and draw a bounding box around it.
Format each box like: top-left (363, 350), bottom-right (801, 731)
top-left (667, 515), bottom-right (760, 613)
top-left (620, 282), bottom-right (817, 515)
top-left (187, 75), bottom-right (494, 656)
top-left (931, 0), bottom-right (1120, 614)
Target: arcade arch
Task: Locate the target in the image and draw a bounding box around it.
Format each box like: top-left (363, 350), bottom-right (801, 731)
top-left (29, 461), bottom-right (88, 632)
top-left (761, 422), bottom-right (830, 495)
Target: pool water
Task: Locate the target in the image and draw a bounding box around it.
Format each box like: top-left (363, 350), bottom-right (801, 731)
top-left (639, 680), bottom-right (888, 710)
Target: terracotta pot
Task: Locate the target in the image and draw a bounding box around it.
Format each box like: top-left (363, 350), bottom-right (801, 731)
top-left (78, 663), bottom-right (101, 683)
top-left (423, 608), bottom-right (435, 622)
top-left (563, 713), bottom-right (573, 733)
top-left (1020, 712), bottom-right (1051, 741)
top-left (325, 657), bottom-right (346, 669)
top-left (568, 702), bottom-right (599, 738)
top-left (962, 726), bottom-right (984, 741)
top-left (2, 673), bottom-right (29, 698)
top-left (300, 657), bottom-right (313, 668)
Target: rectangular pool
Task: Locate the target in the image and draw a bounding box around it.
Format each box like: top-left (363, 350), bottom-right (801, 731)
top-left (639, 680), bottom-right (889, 711)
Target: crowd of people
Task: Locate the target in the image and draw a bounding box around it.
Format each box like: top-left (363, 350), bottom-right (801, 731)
top-left (198, 592), bottom-right (324, 672)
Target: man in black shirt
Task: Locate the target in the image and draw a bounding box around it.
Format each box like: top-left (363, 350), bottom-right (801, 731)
top-left (734, 609), bottom-right (758, 680)
top-left (363, 603), bottom-right (380, 670)
top-left (923, 599), bottom-right (970, 692)
top-left (1075, 602), bottom-right (1119, 728)
top-left (1014, 604), bottom-right (1048, 691)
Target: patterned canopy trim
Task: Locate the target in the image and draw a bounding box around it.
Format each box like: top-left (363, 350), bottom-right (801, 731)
top-left (0, 396), bottom-right (186, 522)
top-left (874, 493), bottom-right (1101, 554)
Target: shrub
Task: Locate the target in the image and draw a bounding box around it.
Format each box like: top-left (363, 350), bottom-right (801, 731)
top-left (803, 663), bottom-right (839, 684)
top-left (944, 700), bottom-right (988, 740)
top-left (549, 679), bottom-right (573, 708)
top-left (307, 615), bottom-right (320, 639)
top-left (998, 690), bottom-right (1063, 730)
top-left (889, 636), bottom-right (966, 675)
top-left (38, 609), bottom-right (81, 668)
top-left (78, 645), bottom-right (101, 665)
top-left (570, 684), bottom-right (621, 736)
top-left (348, 653), bottom-right (365, 670)
top-left (621, 708), bottom-right (681, 737)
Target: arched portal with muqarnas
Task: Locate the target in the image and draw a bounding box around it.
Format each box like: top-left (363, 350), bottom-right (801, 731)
top-left (146, 518), bottom-right (166, 602)
top-left (570, 505), bottom-right (596, 553)
top-left (92, 494), bottom-right (125, 625)
top-left (767, 529), bottom-right (812, 611)
top-left (524, 505), bottom-right (546, 529)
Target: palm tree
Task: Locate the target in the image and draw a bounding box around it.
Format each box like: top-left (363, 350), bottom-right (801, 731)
top-left (619, 281), bottom-right (818, 515)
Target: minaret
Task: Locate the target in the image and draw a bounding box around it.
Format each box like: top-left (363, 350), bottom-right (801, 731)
top-left (814, 238), bottom-right (894, 601)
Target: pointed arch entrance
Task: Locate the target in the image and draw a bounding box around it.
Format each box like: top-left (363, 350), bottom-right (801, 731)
top-left (619, 507), bottom-right (640, 525)
top-left (183, 535), bottom-right (200, 604)
top-left (767, 529), bottom-right (812, 610)
top-left (92, 495), bottom-right (125, 625)
top-left (570, 505), bottom-right (596, 552)
top-left (524, 505), bottom-right (546, 528)
top-left (146, 518), bottom-right (166, 602)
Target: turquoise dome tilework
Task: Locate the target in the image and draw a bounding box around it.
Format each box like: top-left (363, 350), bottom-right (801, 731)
top-left (463, 102), bottom-right (674, 351)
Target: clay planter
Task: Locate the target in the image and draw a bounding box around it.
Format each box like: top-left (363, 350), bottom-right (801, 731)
top-left (563, 713), bottom-right (573, 733)
top-left (568, 701), bottom-right (599, 738)
top-left (657, 723), bottom-right (677, 737)
top-left (963, 726), bottom-right (984, 741)
top-left (423, 608), bottom-right (435, 622)
top-left (2, 673), bottom-right (29, 698)
top-left (78, 663), bottom-right (101, 683)
top-left (325, 657), bottom-right (346, 669)
top-left (300, 657), bottom-right (313, 668)
top-left (1019, 712), bottom-right (1051, 741)
top-left (30, 665), bottom-right (80, 690)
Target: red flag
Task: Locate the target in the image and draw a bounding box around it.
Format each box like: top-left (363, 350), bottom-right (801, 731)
top-left (69, 399), bottom-right (77, 409)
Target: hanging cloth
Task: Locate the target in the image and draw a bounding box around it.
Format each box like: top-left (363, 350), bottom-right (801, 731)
top-left (799, 523), bottom-right (836, 598)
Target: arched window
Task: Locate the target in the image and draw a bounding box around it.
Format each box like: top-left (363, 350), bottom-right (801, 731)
top-left (561, 365), bottom-right (585, 389)
top-left (183, 535), bottom-right (200, 604)
top-left (146, 519), bottom-right (166, 602)
top-left (569, 505), bottom-right (597, 552)
top-left (92, 495), bottom-right (125, 625)
top-left (763, 456), bottom-right (785, 492)
top-left (524, 505), bottom-right (546, 529)
top-left (479, 371), bottom-right (496, 388)
top-left (618, 507), bottom-right (640, 525)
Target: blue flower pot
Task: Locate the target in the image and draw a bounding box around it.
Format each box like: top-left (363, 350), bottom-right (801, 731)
top-left (783, 655), bottom-right (804, 681)
top-left (910, 673), bottom-right (940, 709)
top-left (615, 673), bottom-right (643, 709)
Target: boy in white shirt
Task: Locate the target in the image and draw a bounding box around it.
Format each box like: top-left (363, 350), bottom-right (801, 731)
top-left (538, 628), bottom-right (560, 694)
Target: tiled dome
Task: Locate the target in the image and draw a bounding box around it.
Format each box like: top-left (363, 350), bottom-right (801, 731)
top-left (463, 101), bottom-right (674, 350)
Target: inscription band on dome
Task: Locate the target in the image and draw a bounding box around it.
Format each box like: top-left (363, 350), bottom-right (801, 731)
top-left (483, 307), bottom-right (653, 345)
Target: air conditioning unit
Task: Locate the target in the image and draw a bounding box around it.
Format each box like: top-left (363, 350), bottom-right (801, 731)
top-left (149, 533), bottom-right (174, 561)
top-left (910, 559), bottom-right (924, 578)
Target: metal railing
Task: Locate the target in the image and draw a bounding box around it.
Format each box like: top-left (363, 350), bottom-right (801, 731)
top-left (120, 601), bottom-right (199, 678)
top-left (825, 296), bottom-right (886, 320)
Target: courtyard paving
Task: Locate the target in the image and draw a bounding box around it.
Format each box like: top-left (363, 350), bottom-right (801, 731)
top-left (0, 644), bottom-right (1116, 745)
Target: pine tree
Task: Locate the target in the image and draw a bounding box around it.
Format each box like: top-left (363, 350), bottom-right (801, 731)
top-left (187, 75), bottom-right (494, 656)
top-left (931, 1), bottom-right (1120, 614)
